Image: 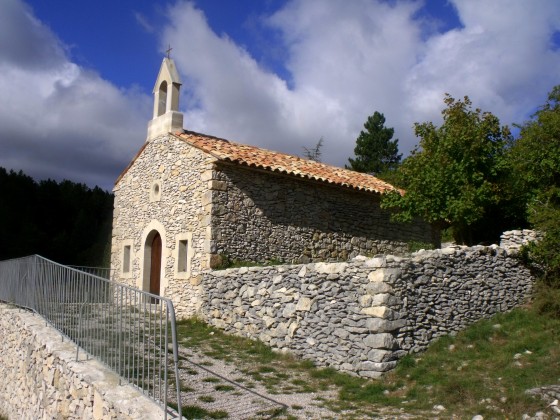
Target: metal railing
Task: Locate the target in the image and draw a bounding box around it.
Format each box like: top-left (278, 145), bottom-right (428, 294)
top-left (0, 255), bottom-right (182, 419)
top-left (68, 265), bottom-right (114, 280)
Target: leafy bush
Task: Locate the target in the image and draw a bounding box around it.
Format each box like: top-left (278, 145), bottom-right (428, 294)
top-left (510, 86), bottom-right (560, 316)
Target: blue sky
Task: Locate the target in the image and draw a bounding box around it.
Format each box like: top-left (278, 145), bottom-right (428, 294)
top-left (1, 0), bottom-right (559, 191)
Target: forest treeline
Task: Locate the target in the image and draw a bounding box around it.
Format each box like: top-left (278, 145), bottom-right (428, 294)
top-left (0, 167), bottom-right (113, 266)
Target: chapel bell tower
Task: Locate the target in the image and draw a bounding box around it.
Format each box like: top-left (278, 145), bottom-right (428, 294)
top-left (146, 56), bottom-right (184, 141)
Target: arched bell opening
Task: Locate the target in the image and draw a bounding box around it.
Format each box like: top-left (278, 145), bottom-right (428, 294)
top-left (157, 81), bottom-right (168, 117)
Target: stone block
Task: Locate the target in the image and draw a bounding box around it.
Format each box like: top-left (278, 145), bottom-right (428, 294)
top-left (201, 190), bottom-right (212, 206)
top-left (200, 170), bottom-right (214, 181)
top-left (340, 362), bottom-right (354, 371)
top-left (288, 322), bottom-right (299, 338)
top-left (189, 275), bottom-right (201, 286)
top-left (365, 282), bottom-right (393, 295)
top-left (283, 303), bottom-right (297, 318)
top-left (359, 360), bottom-right (398, 372)
top-left (367, 349), bottom-right (394, 362)
top-left (314, 262), bottom-right (348, 274)
top-left (359, 370), bottom-right (384, 379)
top-left (365, 318), bottom-right (405, 332)
top-left (368, 270), bottom-right (385, 282)
top-left (333, 328), bottom-right (349, 339)
top-left (358, 294), bottom-right (373, 307)
top-left (212, 204), bottom-right (227, 216)
top-left (273, 323), bottom-right (289, 338)
top-left (364, 257), bottom-right (386, 268)
top-left (93, 390), bottom-right (104, 420)
top-left (360, 306), bottom-right (392, 318)
top-left (209, 180), bottom-right (228, 191)
top-left (363, 333), bottom-right (398, 349)
top-left (296, 297), bottom-right (312, 311)
top-left (371, 293), bottom-right (399, 306)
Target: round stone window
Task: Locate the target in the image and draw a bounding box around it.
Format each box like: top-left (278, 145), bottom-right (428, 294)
top-left (150, 180), bottom-right (162, 202)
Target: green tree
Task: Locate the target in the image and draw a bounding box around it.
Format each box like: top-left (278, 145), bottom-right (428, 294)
top-left (381, 94), bottom-right (515, 245)
top-left (347, 111), bottom-right (402, 175)
top-left (0, 167), bottom-right (113, 265)
top-left (509, 86), bottom-right (560, 291)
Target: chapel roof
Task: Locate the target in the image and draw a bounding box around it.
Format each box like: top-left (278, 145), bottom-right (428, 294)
top-left (173, 131), bottom-right (399, 195)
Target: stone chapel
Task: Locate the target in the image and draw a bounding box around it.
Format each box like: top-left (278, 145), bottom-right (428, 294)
top-left (110, 57), bottom-right (437, 311)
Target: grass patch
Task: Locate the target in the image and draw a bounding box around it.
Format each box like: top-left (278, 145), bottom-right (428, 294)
top-left (176, 308), bottom-right (559, 418)
top-left (215, 384), bottom-right (235, 392)
top-left (408, 241), bottom-right (435, 252)
top-left (180, 383), bottom-right (195, 393)
top-left (256, 406), bottom-right (288, 418)
top-left (168, 403), bottom-right (228, 419)
top-left (213, 254), bottom-right (284, 270)
top-left (381, 307), bottom-right (560, 418)
top-left (198, 395), bottom-right (215, 403)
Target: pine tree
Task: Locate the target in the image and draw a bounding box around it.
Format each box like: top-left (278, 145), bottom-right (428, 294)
top-left (347, 112), bottom-right (401, 175)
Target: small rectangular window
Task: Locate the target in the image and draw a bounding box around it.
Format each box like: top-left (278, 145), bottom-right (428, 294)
top-left (123, 245), bottom-right (131, 273)
top-left (178, 239), bottom-right (188, 272)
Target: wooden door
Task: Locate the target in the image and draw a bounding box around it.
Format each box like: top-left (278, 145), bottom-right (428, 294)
top-left (150, 233), bottom-right (162, 297)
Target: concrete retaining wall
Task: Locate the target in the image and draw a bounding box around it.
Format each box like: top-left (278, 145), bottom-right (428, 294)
top-left (0, 303), bottom-right (163, 420)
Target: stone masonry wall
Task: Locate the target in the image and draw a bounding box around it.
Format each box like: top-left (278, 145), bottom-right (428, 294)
top-left (500, 229), bottom-right (543, 254)
top-left (210, 163), bottom-right (437, 265)
top-left (0, 303), bottom-right (162, 419)
top-left (112, 134), bottom-right (215, 318)
top-left (201, 244), bottom-right (532, 378)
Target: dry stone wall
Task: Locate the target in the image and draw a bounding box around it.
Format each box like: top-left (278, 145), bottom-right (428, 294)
top-left (500, 229), bottom-right (543, 254)
top-left (0, 303), bottom-right (162, 420)
top-left (201, 244), bottom-right (532, 378)
top-left (383, 245), bottom-right (533, 353)
top-left (211, 163), bottom-right (437, 265)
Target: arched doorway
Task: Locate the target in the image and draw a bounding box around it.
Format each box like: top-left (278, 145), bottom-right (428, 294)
top-left (150, 232), bottom-right (162, 296)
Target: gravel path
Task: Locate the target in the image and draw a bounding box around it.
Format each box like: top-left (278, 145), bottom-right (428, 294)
top-left (175, 345), bottom-right (339, 419)
top-left (171, 344), bottom-right (420, 420)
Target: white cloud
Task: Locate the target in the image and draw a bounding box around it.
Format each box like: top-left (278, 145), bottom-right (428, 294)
top-left (163, 0), bottom-right (424, 165)
top-left (134, 11), bottom-right (155, 33)
top-left (2, 0), bottom-right (559, 189)
top-left (0, 0), bottom-right (151, 190)
top-left (162, 0), bottom-right (560, 166)
top-left (405, 0), bottom-right (560, 127)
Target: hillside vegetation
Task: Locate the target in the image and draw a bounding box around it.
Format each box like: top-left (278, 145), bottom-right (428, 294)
top-left (176, 307), bottom-right (560, 419)
top-left (0, 167), bottom-right (113, 266)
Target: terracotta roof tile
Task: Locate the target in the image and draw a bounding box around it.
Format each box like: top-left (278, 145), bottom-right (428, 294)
top-left (174, 130), bottom-right (399, 195)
